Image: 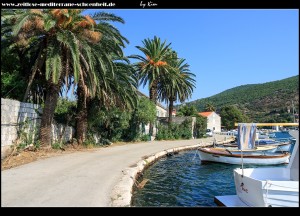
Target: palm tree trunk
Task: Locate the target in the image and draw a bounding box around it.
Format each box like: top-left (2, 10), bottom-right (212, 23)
top-left (23, 45), bottom-right (45, 102)
top-left (168, 98), bottom-right (174, 123)
top-left (39, 80), bottom-right (62, 147)
top-left (149, 81), bottom-right (158, 105)
top-left (149, 80), bottom-right (158, 136)
top-left (76, 80), bottom-right (88, 145)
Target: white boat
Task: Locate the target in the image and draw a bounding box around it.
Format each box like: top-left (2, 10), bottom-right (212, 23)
top-left (214, 145), bottom-right (278, 154)
top-left (233, 130), bottom-right (299, 207)
top-left (256, 139), bottom-right (292, 152)
top-left (198, 148), bottom-right (290, 165)
top-left (275, 143), bottom-right (292, 152)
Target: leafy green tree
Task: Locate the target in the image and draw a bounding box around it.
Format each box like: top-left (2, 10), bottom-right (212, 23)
top-left (134, 97), bottom-right (157, 126)
top-left (173, 105), bottom-right (206, 138)
top-left (54, 98), bottom-right (77, 143)
top-left (194, 115), bottom-right (207, 138)
top-left (126, 97), bottom-right (157, 141)
top-left (220, 105), bottom-right (249, 130)
top-left (1, 48), bottom-right (26, 101)
top-left (54, 98), bottom-right (77, 127)
top-left (205, 102), bottom-right (215, 112)
top-left (182, 75), bottom-right (298, 123)
top-left (88, 106), bottom-right (132, 143)
top-left (156, 118), bottom-right (193, 140)
top-left (176, 105), bottom-right (198, 117)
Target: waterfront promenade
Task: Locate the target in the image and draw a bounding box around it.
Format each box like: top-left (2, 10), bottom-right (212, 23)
top-left (2, 135), bottom-right (231, 207)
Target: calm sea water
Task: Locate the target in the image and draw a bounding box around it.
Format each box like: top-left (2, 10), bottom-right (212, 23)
top-left (131, 132), bottom-right (293, 207)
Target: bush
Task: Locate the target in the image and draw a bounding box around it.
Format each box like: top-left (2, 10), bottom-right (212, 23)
top-left (16, 118), bottom-right (40, 151)
top-left (156, 118), bottom-right (193, 140)
top-left (52, 142), bottom-right (62, 150)
top-left (140, 134), bottom-right (150, 142)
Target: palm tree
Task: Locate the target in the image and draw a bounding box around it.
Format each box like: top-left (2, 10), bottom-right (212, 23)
top-left (76, 56), bottom-right (138, 144)
top-left (74, 12), bottom-right (133, 144)
top-left (1, 9), bottom-right (47, 104)
top-left (130, 36), bottom-right (173, 135)
top-left (3, 9), bottom-right (128, 147)
top-left (157, 57), bottom-right (196, 123)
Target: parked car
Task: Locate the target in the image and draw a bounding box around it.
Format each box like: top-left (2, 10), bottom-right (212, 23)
top-left (206, 129), bottom-right (213, 137)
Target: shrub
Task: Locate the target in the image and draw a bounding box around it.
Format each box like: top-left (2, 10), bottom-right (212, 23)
top-left (156, 118), bottom-right (193, 140)
top-left (140, 134), bottom-right (150, 142)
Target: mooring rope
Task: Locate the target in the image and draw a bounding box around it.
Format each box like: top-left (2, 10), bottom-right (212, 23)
top-left (265, 180), bottom-right (298, 189)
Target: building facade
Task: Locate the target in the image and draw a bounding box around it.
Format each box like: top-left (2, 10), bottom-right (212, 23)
top-left (198, 111), bottom-right (221, 132)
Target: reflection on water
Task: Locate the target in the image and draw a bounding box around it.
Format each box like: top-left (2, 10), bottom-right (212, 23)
top-left (132, 151), bottom-right (286, 207)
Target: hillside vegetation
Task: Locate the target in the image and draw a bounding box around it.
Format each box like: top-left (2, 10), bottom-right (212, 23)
top-left (184, 75), bottom-right (299, 122)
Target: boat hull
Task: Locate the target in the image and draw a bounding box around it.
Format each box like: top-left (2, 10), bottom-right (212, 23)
top-left (234, 168), bottom-right (299, 207)
top-left (275, 143), bottom-right (292, 152)
top-left (198, 148), bottom-right (290, 165)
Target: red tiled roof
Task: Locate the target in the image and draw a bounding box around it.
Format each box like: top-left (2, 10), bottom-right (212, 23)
top-left (199, 112), bottom-right (213, 117)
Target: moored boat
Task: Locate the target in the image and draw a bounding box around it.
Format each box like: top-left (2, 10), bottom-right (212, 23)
top-left (213, 145), bottom-right (278, 154)
top-left (198, 147), bottom-right (290, 165)
top-left (233, 130), bottom-right (299, 207)
top-left (256, 139), bottom-right (292, 152)
top-left (200, 124), bottom-right (290, 165)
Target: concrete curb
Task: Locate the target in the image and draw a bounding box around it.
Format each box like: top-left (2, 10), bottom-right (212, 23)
top-left (110, 137), bottom-right (234, 207)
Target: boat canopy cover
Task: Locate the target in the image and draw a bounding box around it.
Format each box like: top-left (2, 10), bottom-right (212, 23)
top-left (238, 123), bottom-right (256, 150)
top-left (288, 130), bottom-right (299, 181)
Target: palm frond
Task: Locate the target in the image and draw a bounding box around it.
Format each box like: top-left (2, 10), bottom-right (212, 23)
top-left (92, 11), bottom-right (125, 24)
top-left (56, 30), bottom-right (80, 83)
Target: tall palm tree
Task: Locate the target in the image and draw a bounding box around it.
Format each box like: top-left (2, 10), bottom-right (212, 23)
top-left (130, 36), bottom-right (173, 135)
top-left (3, 9), bottom-right (127, 147)
top-left (74, 12), bottom-right (133, 144)
top-left (157, 57), bottom-right (196, 123)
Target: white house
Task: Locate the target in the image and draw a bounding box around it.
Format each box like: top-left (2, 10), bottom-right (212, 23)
top-left (156, 103), bottom-right (168, 117)
top-left (198, 111), bottom-right (221, 132)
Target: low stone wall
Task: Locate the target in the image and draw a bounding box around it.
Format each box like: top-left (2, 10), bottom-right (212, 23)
top-left (1, 98), bottom-right (74, 158)
top-left (110, 136), bottom-right (235, 207)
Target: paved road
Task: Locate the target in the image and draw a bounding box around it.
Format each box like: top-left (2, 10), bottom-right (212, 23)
top-left (2, 135), bottom-right (229, 207)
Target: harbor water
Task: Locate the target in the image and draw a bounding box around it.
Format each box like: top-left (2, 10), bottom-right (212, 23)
top-left (132, 132), bottom-right (293, 207)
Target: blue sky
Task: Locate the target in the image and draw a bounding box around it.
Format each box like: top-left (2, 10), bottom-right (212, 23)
top-left (84, 9), bottom-right (299, 104)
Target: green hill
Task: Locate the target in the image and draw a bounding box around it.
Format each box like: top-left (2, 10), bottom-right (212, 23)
top-left (183, 75), bottom-right (299, 122)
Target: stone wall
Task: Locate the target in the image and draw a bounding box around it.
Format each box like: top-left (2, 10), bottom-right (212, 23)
top-left (158, 116), bottom-right (196, 125)
top-left (1, 98), bottom-right (74, 158)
